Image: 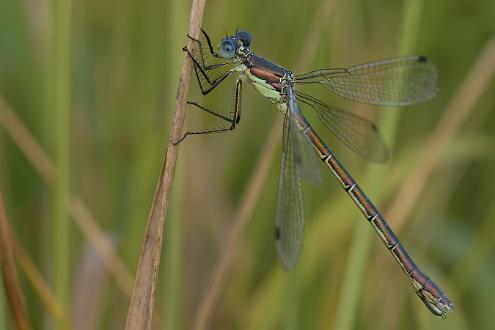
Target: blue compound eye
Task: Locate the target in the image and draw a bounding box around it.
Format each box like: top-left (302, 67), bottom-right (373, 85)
top-left (218, 38), bottom-right (236, 58)
top-left (236, 30), bottom-right (251, 47)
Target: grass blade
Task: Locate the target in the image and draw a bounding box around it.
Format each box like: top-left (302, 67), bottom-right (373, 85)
top-left (0, 191), bottom-right (32, 330)
top-left (49, 1), bottom-right (73, 325)
top-left (334, 0), bottom-right (427, 328)
top-left (124, 0), bottom-right (207, 328)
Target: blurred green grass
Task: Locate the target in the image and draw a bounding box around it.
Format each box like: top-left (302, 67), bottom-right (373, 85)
top-left (1, 0), bottom-right (495, 329)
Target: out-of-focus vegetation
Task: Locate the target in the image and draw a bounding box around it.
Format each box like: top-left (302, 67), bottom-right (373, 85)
top-left (1, 0), bottom-right (494, 329)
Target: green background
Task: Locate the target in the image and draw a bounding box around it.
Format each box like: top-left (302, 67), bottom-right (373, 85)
top-left (1, 0), bottom-right (494, 329)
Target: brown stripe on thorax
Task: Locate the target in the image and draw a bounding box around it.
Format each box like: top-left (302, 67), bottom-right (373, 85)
top-left (249, 66), bottom-right (283, 90)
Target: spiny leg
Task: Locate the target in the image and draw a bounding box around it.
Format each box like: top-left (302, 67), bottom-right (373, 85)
top-left (174, 78), bottom-right (242, 145)
top-left (183, 43), bottom-right (234, 94)
top-left (190, 61), bottom-right (235, 95)
top-left (199, 28), bottom-right (219, 59)
top-left (183, 44), bottom-right (230, 74)
top-left (184, 28), bottom-right (231, 86)
top-left (186, 28), bottom-right (221, 69)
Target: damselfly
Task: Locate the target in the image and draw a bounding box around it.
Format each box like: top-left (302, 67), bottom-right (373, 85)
top-left (179, 29), bottom-right (453, 318)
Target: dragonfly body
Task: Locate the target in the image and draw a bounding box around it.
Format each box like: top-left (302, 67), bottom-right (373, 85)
top-left (183, 29), bottom-right (453, 317)
top-left (238, 52), bottom-right (292, 110)
top-left (284, 86), bottom-right (451, 316)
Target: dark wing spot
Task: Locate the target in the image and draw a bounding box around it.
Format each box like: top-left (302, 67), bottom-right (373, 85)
top-left (275, 226), bottom-right (281, 240)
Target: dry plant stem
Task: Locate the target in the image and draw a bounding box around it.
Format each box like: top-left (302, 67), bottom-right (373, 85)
top-left (0, 97), bottom-right (55, 184)
top-left (193, 1), bottom-right (336, 329)
top-left (124, 0), bottom-right (206, 329)
top-left (0, 97), bottom-right (134, 297)
top-left (0, 192), bottom-right (32, 330)
top-left (13, 236), bottom-right (66, 323)
top-left (386, 36), bottom-right (495, 229)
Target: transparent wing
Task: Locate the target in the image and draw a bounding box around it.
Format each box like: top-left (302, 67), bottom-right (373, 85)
top-left (297, 91), bottom-right (389, 163)
top-left (275, 115), bottom-right (306, 270)
top-left (295, 55), bottom-right (437, 106)
top-left (288, 112), bottom-right (322, 185)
